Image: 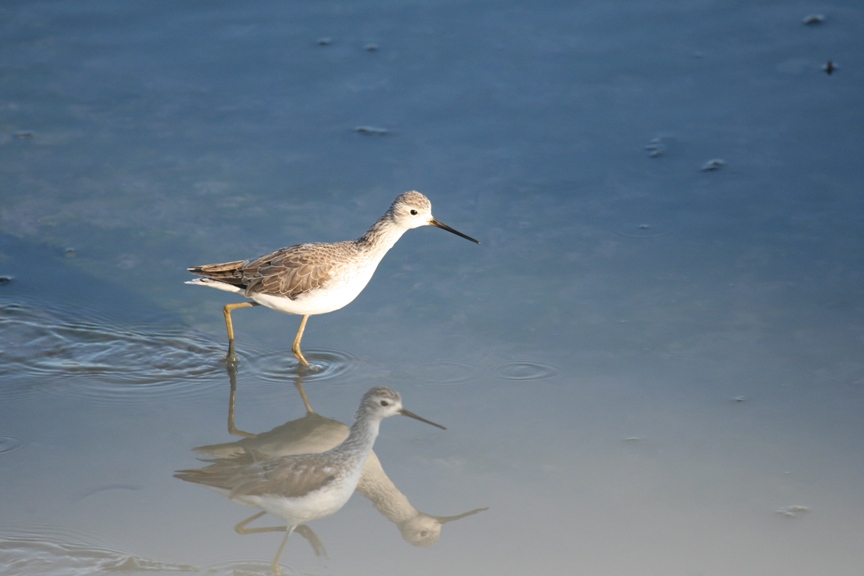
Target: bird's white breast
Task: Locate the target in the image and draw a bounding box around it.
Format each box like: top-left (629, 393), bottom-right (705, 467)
top-left (251, 260), bottom-right (380, 316)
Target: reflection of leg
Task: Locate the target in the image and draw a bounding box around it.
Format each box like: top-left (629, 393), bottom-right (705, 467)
top-left (227, 367), bottom-right (255, 438)
top-left (295, 525), bottom-right (327, 558)
top-left (222, 302), bottom-right (258, 363)
top-left (294, 376), bottom-right (314, 414)
top-left (291, 314), bottom-right (311, 367)
top-left (271, 527), bottom-right (295, 576)
top-left (234, 510), bottom-right (270, 534)
top-left (234, 514), bottom-right (325, 563)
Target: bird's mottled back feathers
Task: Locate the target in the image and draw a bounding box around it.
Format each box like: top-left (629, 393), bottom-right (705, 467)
top-left (188, 242), bottom-right (361, 300)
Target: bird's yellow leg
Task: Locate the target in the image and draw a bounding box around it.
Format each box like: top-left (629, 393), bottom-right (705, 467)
top-left (291, 314), bottom-right (311, 367)
top-left (222, 302), bottom-right (258, 364)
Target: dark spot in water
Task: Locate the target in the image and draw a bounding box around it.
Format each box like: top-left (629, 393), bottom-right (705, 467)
top-left (802, 14), bottom-right (824, 25)
top-left (776, 505), bottom-right (810, 518)
top-left (701, 158), bottom-right (725, 171)
top-left (0, 436), bottom-right (24, 455)
top-left (614, 220), bottom-right (674, 239)
top-left (823, 60), bottom-right (836, 75)
top-left (355, 125), bottom-right (389, 136)
top-left (644, 137), bottom-right (666, 157)
top-left (0, 276), bottom-right (12, 286)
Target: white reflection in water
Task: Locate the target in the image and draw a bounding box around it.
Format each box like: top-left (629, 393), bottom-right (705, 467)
top-left (176, 375), bottom-right (485, 570)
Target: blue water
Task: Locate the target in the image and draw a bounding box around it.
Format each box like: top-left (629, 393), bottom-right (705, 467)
top-left (2, 1), bottom-right (863, 574)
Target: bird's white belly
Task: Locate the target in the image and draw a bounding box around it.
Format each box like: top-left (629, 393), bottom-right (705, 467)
top-left (251, 265), bottom-right (377, 316)
top-left (187, 262), bottom-right (380, 316)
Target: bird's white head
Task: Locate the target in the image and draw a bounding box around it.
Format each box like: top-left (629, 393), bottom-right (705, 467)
top-left (389, 191), bottom-right (435, 230)
top-left (389, 191), bottom-right (480, 244)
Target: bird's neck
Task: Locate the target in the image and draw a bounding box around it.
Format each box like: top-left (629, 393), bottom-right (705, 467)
top-left (336, 414), bottom-right (382, 460)
top-left (358, 214), bottom-right (408, 254)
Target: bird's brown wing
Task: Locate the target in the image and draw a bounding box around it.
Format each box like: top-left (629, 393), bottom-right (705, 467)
top-left (241, 244), bottom-right (334, 299)
top-left (189, 243), bottom-right (343, 299)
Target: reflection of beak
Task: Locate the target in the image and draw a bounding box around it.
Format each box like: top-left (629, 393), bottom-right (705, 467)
top-left (430, 218), bottom-right (480, 244)
top-left (399, 408), bottom-right (447, 430)
top-left (434, 507), bottom-right (490, 524)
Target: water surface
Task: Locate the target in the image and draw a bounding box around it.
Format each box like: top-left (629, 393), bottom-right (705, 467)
top-left (2, 1), bottom-right (863, 575)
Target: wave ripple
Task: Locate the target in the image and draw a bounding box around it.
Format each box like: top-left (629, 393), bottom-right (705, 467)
top-left (0, 302), bottom-right (224, 402)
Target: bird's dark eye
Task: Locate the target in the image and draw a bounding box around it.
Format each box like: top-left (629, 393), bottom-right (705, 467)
top-left (410, 209), bottom-right (418, 215)
top-left (380, 400), bottom-right (389, 406)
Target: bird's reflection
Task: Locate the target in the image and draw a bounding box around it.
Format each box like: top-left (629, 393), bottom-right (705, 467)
top-left (176, 367), bottom-right (486, 571)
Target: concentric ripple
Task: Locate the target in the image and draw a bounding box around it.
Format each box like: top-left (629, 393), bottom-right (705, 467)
top-left (413, 361), bottom-right (479, 386)
top-left (0, 301), bottom-right (225, 402)
top-left (246, 347), bottom-right (361, 385)
top-left (494, 361), bottom-right (561, 382)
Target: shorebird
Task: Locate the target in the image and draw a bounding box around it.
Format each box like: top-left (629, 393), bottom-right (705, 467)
top-left (186, 191), bottom-right (479, 367)
top-left (175, 387), bottom-right (444, 571)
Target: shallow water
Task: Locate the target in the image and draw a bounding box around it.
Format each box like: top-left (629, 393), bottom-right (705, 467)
top-left (2, 1), bottom-right (864, 575)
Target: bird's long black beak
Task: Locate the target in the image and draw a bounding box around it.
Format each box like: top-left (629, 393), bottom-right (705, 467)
top-left (430, 218), bottom-right (480, 244)
top-left (399, 408), bottom-right (447, 430)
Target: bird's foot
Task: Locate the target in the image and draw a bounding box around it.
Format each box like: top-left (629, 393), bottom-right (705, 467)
top-left (223, 340), bottom-right (240, 368)
top-left (292, 347), bottom-right (311, 369)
